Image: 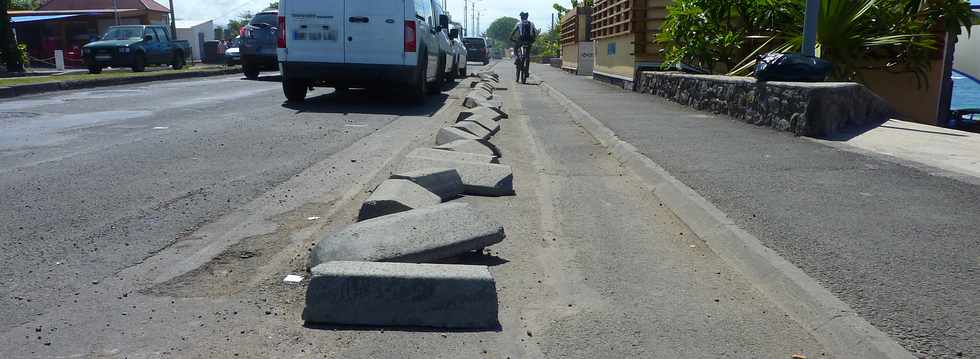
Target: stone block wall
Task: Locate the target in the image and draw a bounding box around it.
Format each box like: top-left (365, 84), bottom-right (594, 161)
top-left (638, 72), bottom-right (895, 138)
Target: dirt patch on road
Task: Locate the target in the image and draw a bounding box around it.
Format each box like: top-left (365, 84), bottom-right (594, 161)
top-left (143, 200), bottom-right (337, 298)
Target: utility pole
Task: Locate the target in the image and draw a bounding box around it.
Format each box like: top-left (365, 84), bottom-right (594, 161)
top-left (169, 0), bottom-right (178, 39)
top-left (113, 0), bottom-right (120, 25)
top-left (802, 0), bottom-right (819, 57)
top-left (471, 3), bottom-right (475, 37)
top-left (463, 0), bottom-right (468, 36)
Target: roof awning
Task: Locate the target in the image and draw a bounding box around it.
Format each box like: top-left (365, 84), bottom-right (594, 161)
top-left (11, 14), bottom-right (83, 23)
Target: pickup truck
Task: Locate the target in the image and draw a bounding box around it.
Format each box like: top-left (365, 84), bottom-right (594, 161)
top-left (82, 25), bottom-right (191, 74)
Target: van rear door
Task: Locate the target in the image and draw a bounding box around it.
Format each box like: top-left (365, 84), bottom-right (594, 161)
top-left (344, 0), bottom-right (404, 65)
top-left (283, 0), bottom-right (345, 63)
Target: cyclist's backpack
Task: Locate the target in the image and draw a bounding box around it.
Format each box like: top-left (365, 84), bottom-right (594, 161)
top-left (518, 21), bottom-right (535, 43)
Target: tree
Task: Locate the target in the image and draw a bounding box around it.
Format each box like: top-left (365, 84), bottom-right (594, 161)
top-left (226, 11), bottom-right (254, 37)
top-left (2, 0), bottom-right (26, 72)
top-left (485, 17), bottom-right (518, 48)
top-left (8, 0), bottom-right (41, 10)
top-left (268, 1), bottom-right (279, 9)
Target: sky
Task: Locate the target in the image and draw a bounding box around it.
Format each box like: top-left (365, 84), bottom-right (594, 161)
top-left (170, 0), bottom-right (560, 34)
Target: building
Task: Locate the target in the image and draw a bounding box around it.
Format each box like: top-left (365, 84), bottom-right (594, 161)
top-left (10, 0), bottom-right (171, 66)
top-left (175, 20), bottom-right (214, 62)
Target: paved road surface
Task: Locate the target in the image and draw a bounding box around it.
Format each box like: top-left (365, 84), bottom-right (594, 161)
top-left (533, 63), bottom-right (980, 358)
top-left (0, 72), bottom-right (447, 331)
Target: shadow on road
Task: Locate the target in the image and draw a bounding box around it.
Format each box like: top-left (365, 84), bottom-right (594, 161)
top-left (281, 85), bottom-right (453, 117)
top-left (303, 321), bottom-right (503, 333)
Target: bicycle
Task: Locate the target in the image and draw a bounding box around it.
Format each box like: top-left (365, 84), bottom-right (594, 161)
top-left (515, 43), bottom-right (531, 84)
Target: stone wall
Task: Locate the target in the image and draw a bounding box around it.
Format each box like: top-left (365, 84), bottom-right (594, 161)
top-left (638, 72), bottom-right (895, 138)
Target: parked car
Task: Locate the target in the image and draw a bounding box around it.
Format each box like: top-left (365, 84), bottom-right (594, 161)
top-left (432, 1), bottom-right (454, 82)
top-left (82, 25), bottom-right (191, 74)
top-left (463, 37), bottom-right (489, 65)
top-left (449, 27), bottom-right (467, 78)
top-left (225, 37), bottom-right (242, 66)
top-left (241, 9), bottom-right (280, 79)
top-left (278, 0), bottom-right (450, 103)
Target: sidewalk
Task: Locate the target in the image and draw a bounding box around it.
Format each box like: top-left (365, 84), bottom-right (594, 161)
top-left (533, 64), bottom-right (980, 358)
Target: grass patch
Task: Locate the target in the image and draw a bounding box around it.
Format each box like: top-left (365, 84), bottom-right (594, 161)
top-left (0, 65), bottom-right (239, 87)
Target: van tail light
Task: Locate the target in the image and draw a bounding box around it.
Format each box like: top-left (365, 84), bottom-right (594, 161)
top-left (277, 16), bottom-right (286, 48)
top-left (404, 20), bottom-right (417, 52)
top-left (240, 26), bottom-right (248, 38)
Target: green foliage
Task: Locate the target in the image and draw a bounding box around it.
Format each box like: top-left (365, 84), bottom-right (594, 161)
top-left (485, 17), bottom-right (519, 46)
top-left (268, 1), bottom-right (280, 9)
top-left (8, 0), bottom-right (42, 10)
top-left (532, 25), bottom-right (560, 57)
top-left (658, 0), bottom-right (975, 82)
top-left (1, 44), bottom-right (29, 69)
top-left (226, 12), bottom-right (254, 37)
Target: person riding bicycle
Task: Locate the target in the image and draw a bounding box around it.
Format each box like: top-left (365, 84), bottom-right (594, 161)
top-left (510, 12), bottom-right (538, 82)
top-left (510, 12), bottom-right (538, 58)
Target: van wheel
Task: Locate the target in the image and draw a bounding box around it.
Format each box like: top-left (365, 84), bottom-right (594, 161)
top-left (411, 53), bottom-right (429, 104)
top-left (132, 54), bottom-right (146, 72)
top-left (428, 54), bottom-right (444, 95)
top-left (283, 79), bottom-right (308, 103)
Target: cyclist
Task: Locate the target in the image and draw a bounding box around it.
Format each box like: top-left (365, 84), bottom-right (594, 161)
top-left (510, 12), bottom-right (538, 83)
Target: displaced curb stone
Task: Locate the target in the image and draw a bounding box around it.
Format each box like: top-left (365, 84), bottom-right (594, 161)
top-left (437, 127), bottom-right (482, 145)
top-left (408, 147), bottom-right (498, 164)
top-left (458, 106), bottom-right (505, 122)
top-left (453, 120), bottom-right (492, 139)
top-left (357, 179), bottom-right (441, 221)
top-left (390, 168), bottom-right (464, 201)
top-left (433, 139), bottom-right (501, 158)
top-left (400, 157), bottom-right (514, 196)
top-left (459, 115), bottom-right (500, 135)
top-left (303, 261), bottom-right (499, 328)
top-left (309, 202), bottom-right (506, 267)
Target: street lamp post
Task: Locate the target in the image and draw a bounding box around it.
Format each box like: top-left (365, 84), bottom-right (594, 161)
top-left (113, 0), bottom-right (120, 25)
top-left (169, 0), bottom-right (178, 39)
top-left (802, 0), bottom-right (819, 57)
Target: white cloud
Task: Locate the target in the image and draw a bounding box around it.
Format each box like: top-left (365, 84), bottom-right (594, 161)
top-left (172, 0), bottom-right (562, 32)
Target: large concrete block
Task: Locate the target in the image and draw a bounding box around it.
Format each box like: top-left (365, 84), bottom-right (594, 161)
top-left (433, 139), bottom-right (501, 158)
top-left (458, 106), bottom-right (505, 122)
top-left (453, 120), bottom-right (492, 139)
top-left (303, 261), bottom-right (499, 328)
top-left (408, 147), bottom-right (498, 164)
top-left (436, 127), bottom-right (481, 145)
top-left (463, 91), bottom-right (493, 108)
top-left (389, 168), bottom-right (463, 201)
top-left (310, 202), bottom-right (506, 267)
top-left (357, 179), bottom-right (441, 221)
top-left (478, 82), bottom-right (495, 93)
top-left (400, 157), bottom-right (514, 196)
top-left (459, 115), bottom-right (500, 135)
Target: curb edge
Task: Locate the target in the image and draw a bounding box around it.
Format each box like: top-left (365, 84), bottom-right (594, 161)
top-left (539, 80), bottom-right (916, 359)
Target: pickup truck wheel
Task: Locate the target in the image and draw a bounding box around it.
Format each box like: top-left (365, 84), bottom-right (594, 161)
top-left (171, 53), bottom-right (185, 70)
top-left (283, 79), bottom-right (308, 103)
top-left (132, 54), bottom-right (146, 72)
top-left (243, 62), bottom-right (260, 80)
top-left (88, 66), bottom-right (102, 74)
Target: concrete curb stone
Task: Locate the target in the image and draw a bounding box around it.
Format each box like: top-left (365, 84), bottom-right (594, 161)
top-left (389, 168), bottom-right (464, 201)
top-left (399, 157), bottom-right (514, 196)
top-left (433, 139), bottom-right (501, 158)
top-left (453, 120), bottom-right (493, 139)
top-left (459, 115), bottom-right (500, 134)
top-left (458, 106), bottom-right (505, 122)
top-left (436, 127), bottom-right (482, 145)
top-left (357, 179), bottom-right (442, 221)
top-left (0, 67), bottom-right (242, 99)
top-left (408, 147), bottom-right (498, 164)
top-left (309, 202), bottom-right (506, 267)
top-left (303, 261), bottom-right (499, 328)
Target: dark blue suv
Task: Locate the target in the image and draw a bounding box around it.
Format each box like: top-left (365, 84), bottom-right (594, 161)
top-left (241, 10), bottom-right (279, 79)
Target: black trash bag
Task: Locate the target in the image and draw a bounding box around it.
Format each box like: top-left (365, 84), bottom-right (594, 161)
top-left (754, 53), bottom-right (833, 82)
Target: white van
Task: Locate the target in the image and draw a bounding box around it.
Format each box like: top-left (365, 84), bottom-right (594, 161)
top-left (277, 0), bottom-right (451, 103)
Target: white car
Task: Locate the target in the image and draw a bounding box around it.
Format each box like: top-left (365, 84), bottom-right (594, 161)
top-left (449, 26), bottom-right (467, 78)
top-left (278, 0), bottom-right (450, 103)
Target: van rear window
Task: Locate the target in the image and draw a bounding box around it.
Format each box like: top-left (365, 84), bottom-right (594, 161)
top-left (251, 13), bottom-right (278, 26)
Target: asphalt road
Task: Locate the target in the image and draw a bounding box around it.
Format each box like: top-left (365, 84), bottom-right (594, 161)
top-left (0, 71), bottom-right (448, 332)
top-left (534, 64), bottom-right (980, 358)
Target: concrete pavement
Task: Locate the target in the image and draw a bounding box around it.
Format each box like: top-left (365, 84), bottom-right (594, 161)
top-left (532, 63), bottom-right (980, 358)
